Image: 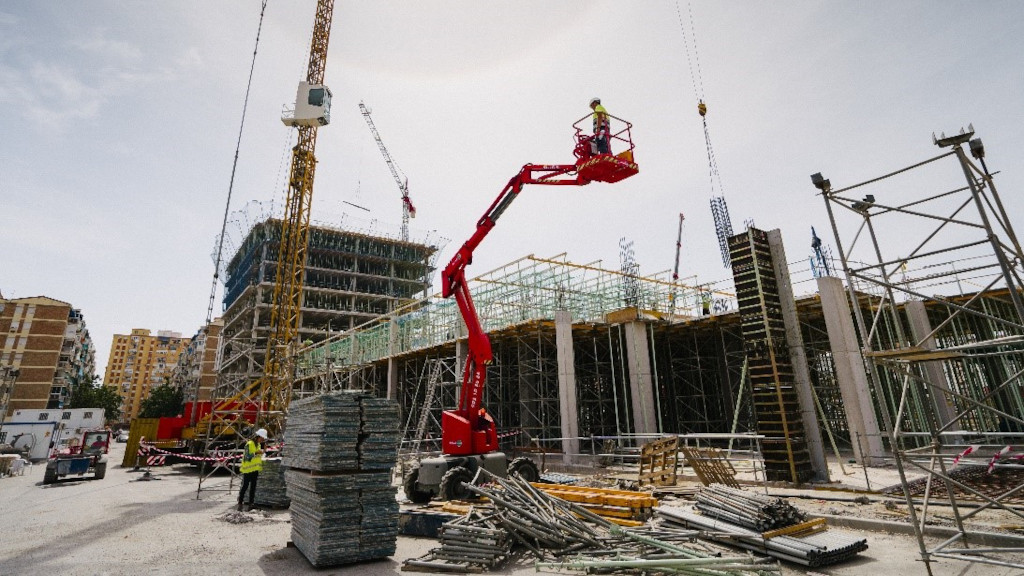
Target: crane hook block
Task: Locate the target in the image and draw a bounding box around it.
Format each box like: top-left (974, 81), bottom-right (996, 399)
top-left (697, 101), bottom-right (707, 117)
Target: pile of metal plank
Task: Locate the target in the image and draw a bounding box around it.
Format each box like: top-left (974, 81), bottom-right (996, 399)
top-left (694, 484), bottom-right (805, 531)
top-left (657, 506), bottom-right (868, 568)
top-left (403, 470), bottom-right (780, 575)
top-left (254, 457), bottom-right (290, 508)
top-left (284, 392), bottom-right (400, 567)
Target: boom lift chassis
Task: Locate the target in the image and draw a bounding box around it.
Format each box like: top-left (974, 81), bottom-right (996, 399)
top-left (404, 114), bottom-right (638, 502)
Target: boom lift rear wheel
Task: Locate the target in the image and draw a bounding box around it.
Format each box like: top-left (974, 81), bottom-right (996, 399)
top-left (507, 456), bottom-right (539, 482)
top-left (403, 467), bottom-right (433, 504)
top-left (439, 466), bottom-right (475, 501)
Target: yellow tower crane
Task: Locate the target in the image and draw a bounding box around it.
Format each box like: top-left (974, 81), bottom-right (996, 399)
top-left (261, 0), bottom-right (336, 433)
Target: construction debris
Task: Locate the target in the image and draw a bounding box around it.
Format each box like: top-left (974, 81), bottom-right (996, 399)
top-left (694, 484), bottom-right (805, 531)
top-left (284, 392), bottom-right (401, 567)
top-left (404, 471), bottom-right (781, 575)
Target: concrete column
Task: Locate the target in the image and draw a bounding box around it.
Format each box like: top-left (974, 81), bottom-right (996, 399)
top-left (768, 230), bottom-right (830, 482)
top-left (817, 276), bottom-right (886, 465)
top-left (386, 318), bottom-right (399, 400)
top-left (623, 321), bottom-right (658, 435)
top-left (554, 311), bottom-right (580, 463)
top-left (905, 300), bottom-right (961, 436)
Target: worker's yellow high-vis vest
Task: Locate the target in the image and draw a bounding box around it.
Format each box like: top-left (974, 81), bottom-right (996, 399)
top-left (239, 440), bottom-right (263, 474)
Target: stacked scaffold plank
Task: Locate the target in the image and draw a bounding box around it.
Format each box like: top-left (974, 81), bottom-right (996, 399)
top-left (254, 457), bottom-right (290, 508)
top-left (284, 392), bottom-right (400, 567)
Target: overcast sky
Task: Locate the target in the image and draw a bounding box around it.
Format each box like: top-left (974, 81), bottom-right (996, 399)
top-left (2, 1), bottom-right (1022, 378)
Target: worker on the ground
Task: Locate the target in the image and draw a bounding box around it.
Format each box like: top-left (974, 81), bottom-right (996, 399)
top-left (590, 97), bottom-right (610, 154)
top-left (237, 428), bottom-right (267, 511)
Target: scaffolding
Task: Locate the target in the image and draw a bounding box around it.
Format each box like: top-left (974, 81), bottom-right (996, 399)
top-left (816, 127), bottom-right (1024, 572)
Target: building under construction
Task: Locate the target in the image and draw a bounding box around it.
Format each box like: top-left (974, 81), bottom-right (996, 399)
top-left (215, 216), bottom-right (441, 399)
top-left (287, 127), bottom-right (1024, 492)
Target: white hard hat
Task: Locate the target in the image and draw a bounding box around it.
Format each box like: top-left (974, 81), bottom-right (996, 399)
top-left (255, 428), bottom-right (268, 439)
top-left (590, 97), bottom-right (601, 106)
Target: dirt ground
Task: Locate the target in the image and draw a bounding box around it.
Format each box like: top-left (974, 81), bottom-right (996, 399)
top-left (1, 442), bottom-right (1021, 576)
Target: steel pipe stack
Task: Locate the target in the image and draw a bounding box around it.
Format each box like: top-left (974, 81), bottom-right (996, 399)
top-left (656, 506), bottom-right (868, 568)
top-left (403, 510), bottom-right (512, 572)
top-left (694, 484), bottom-right (805, 531)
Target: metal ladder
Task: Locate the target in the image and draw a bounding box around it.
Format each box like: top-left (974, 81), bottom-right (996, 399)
top-left (412, 360), bottom-right (444, 453)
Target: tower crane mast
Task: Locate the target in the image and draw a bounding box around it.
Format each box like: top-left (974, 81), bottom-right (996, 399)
top-left (359, 102), bottom-right (416, 241)
top-left (261, 0), bottom-right (335, 430)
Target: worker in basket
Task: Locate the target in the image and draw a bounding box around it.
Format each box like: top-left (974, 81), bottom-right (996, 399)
top-left (589, 97), bottom-right (611, 155)
top-left (237, 428), bottom-right (267, 511)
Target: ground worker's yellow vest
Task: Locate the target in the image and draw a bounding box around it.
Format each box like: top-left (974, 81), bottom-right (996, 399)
top-left (239, 440), bottom-right (263, 474)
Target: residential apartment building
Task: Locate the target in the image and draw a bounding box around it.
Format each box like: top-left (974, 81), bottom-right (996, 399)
top-left (169, 319), bottom-right (223, 404)
top-left (0, 296), bottom-right (96, 418)
top-left (103, 329), bottom-right (188, 421)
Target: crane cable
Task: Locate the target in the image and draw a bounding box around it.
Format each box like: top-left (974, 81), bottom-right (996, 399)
top-left (674, 0), bottom-right (725, 198)
top-left (206, 0), bottom-right (270, 326)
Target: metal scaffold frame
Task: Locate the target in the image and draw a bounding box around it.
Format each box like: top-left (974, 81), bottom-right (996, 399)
top-left (295, 253), bottom-right (719, 377)
top-left (815, 128), bottom-right (1024, 573)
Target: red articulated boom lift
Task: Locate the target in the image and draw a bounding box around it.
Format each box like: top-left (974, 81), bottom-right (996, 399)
top-left (404, 112), bottom-right (639, 502)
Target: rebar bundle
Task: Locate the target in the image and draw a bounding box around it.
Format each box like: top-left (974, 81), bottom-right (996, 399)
top-left (694, 484), bottom-right (805, 531)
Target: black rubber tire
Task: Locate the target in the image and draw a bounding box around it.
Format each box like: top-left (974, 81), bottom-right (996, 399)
top-left (438, 466), bottom-right (475, 501)
top-left (403, 467), bottom-right (433, 504)
top-left (43, 466), bottom-right (57, 485)
top-left (94, 462), bottom-right (107, 480)
top-left (508, 456), bottom-right (540, 482)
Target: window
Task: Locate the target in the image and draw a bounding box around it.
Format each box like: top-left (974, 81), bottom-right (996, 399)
top-left (62, 411), bottom-right (71, 420)
top-left (308, 87), bottom-right (325, 106)
top-left (83, 411), bottom-right (93, 419)
top-left (38, 412), bottom-right (49, 421)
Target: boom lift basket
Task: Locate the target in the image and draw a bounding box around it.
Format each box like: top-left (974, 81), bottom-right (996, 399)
top-left (573, 113), bottom-right (639, 183)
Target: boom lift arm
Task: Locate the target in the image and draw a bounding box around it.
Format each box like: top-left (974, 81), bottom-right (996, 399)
top-left (439, 115), bottom-right (638, 457)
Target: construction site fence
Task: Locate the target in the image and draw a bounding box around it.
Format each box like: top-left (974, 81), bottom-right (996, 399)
top-left (395, 433), bottom-right (766, 480)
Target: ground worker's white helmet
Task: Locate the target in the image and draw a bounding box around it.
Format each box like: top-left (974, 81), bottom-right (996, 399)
top-left (590, 97), bottom-right (601, 106)
top-left (255, 428), bottom-right (268, 439)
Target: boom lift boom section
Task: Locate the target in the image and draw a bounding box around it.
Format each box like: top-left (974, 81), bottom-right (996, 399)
top-left (439, 115), bottom-right (638, 457)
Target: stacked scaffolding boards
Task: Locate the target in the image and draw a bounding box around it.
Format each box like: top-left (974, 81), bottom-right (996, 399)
top-left (728, 228), bottom-right (814, 483)
top-left (284, 392), bottom-right (401, 567)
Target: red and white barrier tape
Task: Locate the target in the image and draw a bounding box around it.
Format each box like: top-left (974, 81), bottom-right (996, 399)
top-left (138, 438), bottom-right (242, 464)
top-left (952, 444), bottom-right (981, 467)
top-left (986, 445), bottom-right (1024, 473)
